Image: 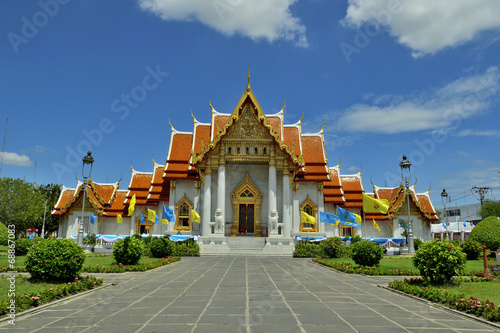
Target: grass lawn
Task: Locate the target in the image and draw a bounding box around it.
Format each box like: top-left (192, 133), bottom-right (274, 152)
top-left (324, 257), bottom-right (498, 275)
top-left (0, 254), bottom-right (168, 270)
top-left (0, 275), bottom-right (60, 303)
top-left (0, 245), bottom-right (8, 253)
top-left (433, 280), bottom-right (500, 305)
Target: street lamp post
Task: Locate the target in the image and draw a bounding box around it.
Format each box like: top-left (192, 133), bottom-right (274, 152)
top-left (77, 151), bottom-right (94, 247)
top-left (441, 189), bottom-right (448, 240)
top-left (399, 155), bottom-right (415, 254)
top-left (41, 184), bottom-right (51, 239)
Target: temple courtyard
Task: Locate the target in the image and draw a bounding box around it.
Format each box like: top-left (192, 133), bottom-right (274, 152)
top-left (1, 257), bottom-right (498, 333)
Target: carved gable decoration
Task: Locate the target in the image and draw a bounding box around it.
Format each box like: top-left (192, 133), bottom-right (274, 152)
top-left (225, 104), bottom-right (271, 141)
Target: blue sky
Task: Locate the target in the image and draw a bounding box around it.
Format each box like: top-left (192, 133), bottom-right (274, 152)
top-left (1, 0), bottom-right (499, 211)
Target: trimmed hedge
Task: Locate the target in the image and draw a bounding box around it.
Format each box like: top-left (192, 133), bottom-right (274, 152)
top-left (468, 216), bottom-right (500, 249)
top-left (112, 237), bottom-right (143, 265)
top-left (351, 240), bottom-right (384, 267)
top-left (25, 239), bottom-right (85, 282)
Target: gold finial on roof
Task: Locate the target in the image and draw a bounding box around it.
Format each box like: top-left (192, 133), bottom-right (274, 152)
top-left (283, 97), bottom-right (286, 111)
top-left (130, 163), bottom-right (134, 171)
top-left (321, 119), bottom-right (326, 133)
top-left (168, 117), bottom-right (173, 132)
top-left (152, 155), bottom-right (156, 164)
top-left (118, 174), bottom-right (122, 183)
top-left (370, 177), bottom-right (374, 186)
top-left (338, 156), bottom-right (341, 166)
top-left (246, 66), bottom-right (251, 91)
top-left (74, 173), bottom-right (78, 182)
top-left (299, 110), bottom-right (304, 124)
top-left (428, 183), bottom-right (432, 192)
top-left (191, 108), bottom-right (195, 124)
top-left (360, 165), bottom-right (362, 173)
top-left (209, 97), bottom-right (213, 111)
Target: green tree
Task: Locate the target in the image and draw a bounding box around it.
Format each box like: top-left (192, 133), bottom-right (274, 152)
top-left (33, 183), bottom-right (61, 238)
top-left (479, 200), bottom-right (500, 220)
top-left (468, 216), bottom-right (500, 249)
top-left (0, 178), bottom-right (45, 235)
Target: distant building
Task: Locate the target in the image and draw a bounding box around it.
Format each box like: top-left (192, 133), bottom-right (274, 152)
top-left (439, 203), bottom-right (482, 225)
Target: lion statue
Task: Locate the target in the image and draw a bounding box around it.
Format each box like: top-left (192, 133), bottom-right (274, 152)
top-left (215, 208), bottom-right (224, 233)
top-left (269, 209), bottom-right (279, 234)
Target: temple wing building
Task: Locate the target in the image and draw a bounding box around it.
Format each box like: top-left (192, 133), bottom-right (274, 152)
top-left (52, 76), bottom-right (439, 248)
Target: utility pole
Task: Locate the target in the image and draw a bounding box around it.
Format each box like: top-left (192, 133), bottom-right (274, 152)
top-left (472, 186), bottom-right (490, 206)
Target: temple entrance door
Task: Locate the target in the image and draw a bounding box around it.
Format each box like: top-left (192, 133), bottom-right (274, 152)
top-left (238, 204), bottom-right (254, 234)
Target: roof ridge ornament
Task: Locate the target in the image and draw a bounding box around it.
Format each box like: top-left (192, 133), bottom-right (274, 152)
top-left (299, 110), bottom-right (304, 124)
top-left (283, 97), bottom-right (286, 111)
top-left (191, 108), bottom-right (195, 124)
top-left (247, 66), bottom-right (251, 91)
top-left (169, 117), bottom-right (173, 133)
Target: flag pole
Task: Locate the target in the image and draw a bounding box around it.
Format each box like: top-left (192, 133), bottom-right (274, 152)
top-left (362, 210), bottom-right (366, 240)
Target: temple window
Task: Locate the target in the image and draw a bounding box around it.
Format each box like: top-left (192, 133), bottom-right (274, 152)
top-left (246, 147), bottom-right (249, 154)
top-left (175, 194), bottom-right (193, 231)
top-left (300, 196), bottom-right (318, 232)
top-left (340, 225), bottom-right (355, 237)
top-left (254, 147), bottom-right (258, 154)
top-left (263, 147), bottom-right (267, 155)
top-left (240, 189), bottom-right (254, 198)
top-left (228, 147), bottom-right (232, 155)
top-left (237, 147), bottom-right (240, 154)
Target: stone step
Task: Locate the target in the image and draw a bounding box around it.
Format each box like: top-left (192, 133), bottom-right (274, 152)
top-left (226, 237), bottom-right (266, 250)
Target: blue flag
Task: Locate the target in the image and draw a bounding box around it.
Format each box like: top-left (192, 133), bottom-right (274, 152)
top-left (336, 206), bottom-right (361, 227)
top-left (442, 221), bottom-right (446, 229)
top-left (163, 204), bottom-right (175, 222)
top-left (140, 214), bottom-right (145, 224)
top-left (463, 220), bottom-right (466, 227)
top-left (320, 211), bottom-right (336, 224)
top-left (155, 214), bottom-right (159, 224)
top-left (90, 214), bottom-right (96, 225)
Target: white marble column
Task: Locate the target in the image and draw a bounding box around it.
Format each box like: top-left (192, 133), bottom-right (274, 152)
top-left (217, 164), bottom-right (226, 234)
top-left (167, 181), bottom-right (176, 233)
top-left (282, 172), bottom-right (291, 237)
top-left (292, 183), bottom-right (299, 234)
top-left (129, 212), bottom-right (135, 236)
top-left (317, 184), bottom-right (324, 234)
top-left (202, 170), bottom-right (212, 236)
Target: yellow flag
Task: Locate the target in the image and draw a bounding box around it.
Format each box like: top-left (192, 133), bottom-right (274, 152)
top-left (161, 218), bottom-right (169, 225)
top-left (373, 218), bottom-right (380, 231)
top-left (362, 193), bottom-right (389, 214)
top-left (354, 213), bottom-right (362, 224)
top-left (191, 210), bottom-right (201, 223)
top-left (300, 211), bottom-right (316, 224)
top-left (128, 194), bottom-right (136, 217)
top-left (117, 214), bottom-right (123, 224)
top-left (148, 209), bottom-right (156, 222)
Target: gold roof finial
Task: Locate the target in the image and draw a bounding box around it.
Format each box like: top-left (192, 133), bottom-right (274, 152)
top-left (168, 117), bottom-right (173, 133)
top-left (283, 97), bottom-right (286, 111)
top-left (130, 163), bottom-right (134, 171)
top-left (338, 156), bottom-right (341, 166)
top-left (299, 110), bottom-right (304, 124)
top-left (152, 155), bottom-right (156, 165)
top-left (321, 119), bottom-right (326, 134)
top-left (246, 66), bottom-right (251, 91)
top-left (428, 183), bottom-right (432, 193)
top-left (191, 108), bottom-right (195, 124)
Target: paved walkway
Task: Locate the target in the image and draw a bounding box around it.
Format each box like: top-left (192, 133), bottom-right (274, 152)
top-left (2, 257), bottom-right (499, 333)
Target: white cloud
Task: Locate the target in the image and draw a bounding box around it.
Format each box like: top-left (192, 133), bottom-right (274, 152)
top-left (332, 67), bottom-right (500, 134)
top-left (454, 129), bottom-right (500, 137)
top-left (138, 0), bottom-right (308, 47)
top-left (0, 152), bottom-right (32, 167)
top-left (342, 0), bottom-right (500, 57)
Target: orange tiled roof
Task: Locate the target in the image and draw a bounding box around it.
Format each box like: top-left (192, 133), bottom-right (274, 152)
top-left (267, 116), bottom-right (282, 139)
top-left (148, 163), bottom-right (170, 203)
top-left (104, 191), bottom-right (128, 217)
top-left (283, 126), bottom-right (301, 157)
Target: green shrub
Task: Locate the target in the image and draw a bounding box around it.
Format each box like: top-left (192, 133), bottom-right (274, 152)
top-left (341, 245), bottom-right (353, 258)
top-left (412, 240), bottom-right (466, 284)
top-left (460, 239), bottom-right (483, 260)
top-left (351, 240), bottom-right (384, 267)
top-left (150, 237), bottom-right (173, 258)
top-left (319, 237), bottom-right (344, 258)
top-left (83, 233), bottom-right (97, 245)
top-left (15, 237), bottom-right (42, 255)
top-left (172, 241), bottom-right (200, 256)
top-left (112, 237), bottom-right (143, 265)
top-left (414, 238), bottom-right (423, 251)
top-left (25, 239), bottom-right (85, 282)
top-left (293, 242), bottom-right (320, 257)
top-left (468, 216), bottom-right (500, 249)
top-left (143, 235), bottom-right (153, 245)
top-left (0, 223), bottom-right (8, 246)
top-left (350, 235), bottom-right (362, 244)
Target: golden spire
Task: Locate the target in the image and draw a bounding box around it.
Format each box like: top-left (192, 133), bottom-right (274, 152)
top-left (246, 66), bottom-right (251, 91)
top-left (299, 110), bottom-right (304, 124)
top-left (283, 97), bottom-right (286, 111)
top-left (169, 117), bottom-right (173, 133)
top-left (321, 119), bottom-right (326, 134)
top-left (191, 108), bottom-right (195, 124)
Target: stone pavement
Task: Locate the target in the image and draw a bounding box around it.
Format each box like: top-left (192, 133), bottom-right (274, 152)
top-left (2, 257), bottom-right (499, 333)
